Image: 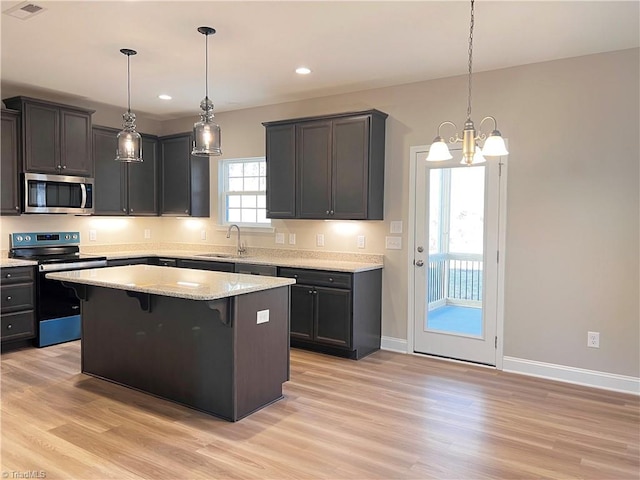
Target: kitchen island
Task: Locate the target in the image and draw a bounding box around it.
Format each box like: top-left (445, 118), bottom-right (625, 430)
top-left (46, 265), bottom-right (295, 421)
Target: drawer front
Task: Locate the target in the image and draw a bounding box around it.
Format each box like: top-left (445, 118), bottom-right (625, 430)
top-left (1, 310), bottom-right (36, 342)
top-left (107, 258), bottom-right (149, 267)
top-left (1, 283), bottom-right (35, 313)
top-left (279, 268), bottom-right (351, 289)
top-left (177, 259), bottom-right (235, 272)
top-left (235, 263), bottom-right (278, 276)
top-left (1, 266), bottom-right (35, 285)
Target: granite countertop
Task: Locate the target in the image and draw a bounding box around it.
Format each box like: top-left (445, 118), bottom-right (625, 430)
top-left (92, 249), bottom-right (383, 273)
top-left (46, 265), bottom-right (296, 301)
top-left (0, 258), bottom-right (38, 268)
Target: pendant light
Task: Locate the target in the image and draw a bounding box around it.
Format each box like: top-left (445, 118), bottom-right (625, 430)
top-left (192, 26), bottom-right (222, 156)
top-left (115, 48), bottom-right (143, 162)
top-left (426, 0), bottom-right (508, 166)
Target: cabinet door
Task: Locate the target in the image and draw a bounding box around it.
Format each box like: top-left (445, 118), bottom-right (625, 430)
top-left (61, 109), bottom-right (92, 176)
top-left (160, 135), bottom-right (191, 215)
top-left (93, 127), bottom-right (126, 215)
top-left (297, 120), bottom-right (332, 218)
top-left (128, 135), bottom-right (159, 215)
top-left (265, 124), bottom-right (296, 218)
top-left (290, 284), bottom-right (314, 340)
top-left (315, 286), bottom-right (351, 347)
top-left (332, 115), bottom-right (369, 219)
top-left (23, 102), bottom-right (60, 173)
top-left (1, 111), bottom-right (21, 215)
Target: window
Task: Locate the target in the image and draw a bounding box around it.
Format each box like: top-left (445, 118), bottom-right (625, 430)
top-left (219, 157), bottom-right (270, 226)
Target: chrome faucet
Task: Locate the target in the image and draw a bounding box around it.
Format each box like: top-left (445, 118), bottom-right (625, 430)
top-left (226, 224), bottom-right (246, 256)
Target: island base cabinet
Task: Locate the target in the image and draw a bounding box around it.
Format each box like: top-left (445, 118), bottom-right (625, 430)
top-left (80, 285), bottom-right (290, 421)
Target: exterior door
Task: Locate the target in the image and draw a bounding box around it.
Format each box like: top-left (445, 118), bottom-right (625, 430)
top-left (413, 146), bottom-right (505, 365)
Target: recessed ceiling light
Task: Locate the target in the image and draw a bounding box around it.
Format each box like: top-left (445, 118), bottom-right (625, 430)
top-left (158, 94), bottom-right (172, 100)
top-left (295, 67), bottom-right (311, 75)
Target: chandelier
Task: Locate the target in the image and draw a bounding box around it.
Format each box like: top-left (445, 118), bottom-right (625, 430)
top-left (426, 0), bottom-right (508, 165)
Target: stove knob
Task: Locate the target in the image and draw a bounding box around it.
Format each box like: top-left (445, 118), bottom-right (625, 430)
top-left (65, 235), bottom-right (71, 240)
top-left (72, 234), bottom-right (78, 240)
top-left (24, 236), bottom-right (31, 241)
top-left (16, 236), bottom-right (23, 242)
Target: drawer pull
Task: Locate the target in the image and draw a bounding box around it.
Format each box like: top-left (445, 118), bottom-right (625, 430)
top-left (328, 277), bottom-right (334, 282)
top-left (6, 324), bottom-right (12, 330)
top-left (6, 296), bottom-right (11, 301)
top-left (5, 274), bottom-right (11, 279)
top-left (308, 290), bottom-right (313, 294)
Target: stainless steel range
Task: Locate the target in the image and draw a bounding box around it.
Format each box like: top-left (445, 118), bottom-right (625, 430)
top-left (9, 231), bottom-right (107, 347)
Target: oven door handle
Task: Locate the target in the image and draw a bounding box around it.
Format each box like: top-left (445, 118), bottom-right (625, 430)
top-left (40, 260), bottom-right (107, 272)
top-left (80, 183), bottom-right (87, 209)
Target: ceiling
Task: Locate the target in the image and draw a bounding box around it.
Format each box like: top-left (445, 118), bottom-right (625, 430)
top-left (1, 1), bottom-right (638, 120)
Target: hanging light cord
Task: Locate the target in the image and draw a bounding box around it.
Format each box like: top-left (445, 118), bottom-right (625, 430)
top-left (126, 53), bottom-right (131, 113)
top-left (466, 0), bottom-right (475, 119)
top-left (204, 32), bottom-right (209, 101)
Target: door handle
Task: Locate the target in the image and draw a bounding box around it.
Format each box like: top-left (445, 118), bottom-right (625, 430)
top-left (415, 260), bottom-right (424, 267)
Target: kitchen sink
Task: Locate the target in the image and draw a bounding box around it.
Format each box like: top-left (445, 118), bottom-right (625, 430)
top-left (196, 253), bottom-right (236, 259)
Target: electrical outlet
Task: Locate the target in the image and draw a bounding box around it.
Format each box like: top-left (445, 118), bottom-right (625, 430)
top-left (257, 309), bottom-right (270, 324)
top-left (200, 230), bottom-right (206, 240)
top-left (316, 234), bottom-right (325, 247)
top-left (357, 235), bottom-right (366, 248)
top-left (385, 236), bottom-right (402, 250)
top-left (89, 229), bottom-right (97, 241)
top-left (289, 233), bottom-right (296, 245)
top-left (144, 229), bottom-right (151, 239)
top-left (587, 331), bottom-right (600, 348)
top-left (275, 233), bottom-right (285, 244)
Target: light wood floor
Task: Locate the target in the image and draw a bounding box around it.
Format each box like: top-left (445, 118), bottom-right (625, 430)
top-left (2, 341), bottom-right (638, 479)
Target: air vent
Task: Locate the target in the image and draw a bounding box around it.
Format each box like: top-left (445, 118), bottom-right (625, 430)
top-left (3, 2), bottom-right (45, 20)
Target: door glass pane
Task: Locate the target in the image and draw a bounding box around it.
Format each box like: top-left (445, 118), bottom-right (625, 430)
top-left (426, 166), bottom-right (485, 337)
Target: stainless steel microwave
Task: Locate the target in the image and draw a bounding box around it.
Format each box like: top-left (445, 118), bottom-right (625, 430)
top-left (23, 173), bottom-right (95, 214)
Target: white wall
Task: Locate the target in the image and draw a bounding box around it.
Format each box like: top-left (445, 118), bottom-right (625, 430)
top-left (2, 49), bottom-right (638, 378)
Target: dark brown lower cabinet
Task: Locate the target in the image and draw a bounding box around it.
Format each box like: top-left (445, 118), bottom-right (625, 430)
top-left (1, 266), bottom-right (36, 345)
top-left (280, 267), bottom-right (381, 359)
top-left (176, 259), bottom-right (234, 272)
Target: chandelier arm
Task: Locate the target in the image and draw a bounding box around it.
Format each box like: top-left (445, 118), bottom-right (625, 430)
top-left (437, 121), bottom-right (457, 137)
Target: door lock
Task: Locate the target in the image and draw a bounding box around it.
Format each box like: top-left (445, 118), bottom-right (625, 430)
top-left (417, 246), bottom-right (424, 253)
top-left (415, 260), bottom-right (424, 267)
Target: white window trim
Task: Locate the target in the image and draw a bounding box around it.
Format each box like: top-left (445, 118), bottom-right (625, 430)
top-left (218, 157), bottom-right (273, 232)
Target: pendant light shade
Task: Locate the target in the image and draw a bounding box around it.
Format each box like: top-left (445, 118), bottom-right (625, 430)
top-left (425, 0), bottom-right (507, 166)
top-left (116, 48), bottom-right (142, 162)
top-left (192, 26), bottom-right (222, 157)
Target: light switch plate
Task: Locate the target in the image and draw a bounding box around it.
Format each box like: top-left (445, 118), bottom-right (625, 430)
top-left (257, 309), bottom-right (270, 324)
top-left (275, 233), bottom-right (285, 244)
top-left (385, 236), bottom-right (402, 250)
top-left (316, 234), bottom-right (325, 247)
top-left (390, 221), bottom-right (403, 234)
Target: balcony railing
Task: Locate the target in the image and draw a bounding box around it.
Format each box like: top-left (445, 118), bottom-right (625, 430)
top-left (428, 253), bottom-right (483, 308)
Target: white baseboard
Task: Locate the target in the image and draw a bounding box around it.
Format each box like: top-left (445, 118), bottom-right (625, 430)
top-left (503, 356), bottom-right (640, 395)
top-left (381, 336), bottom-right (408, 353)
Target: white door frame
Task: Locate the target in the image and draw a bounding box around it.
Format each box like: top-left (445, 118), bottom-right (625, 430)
top-left (407, 144), bottom-right (508, 370)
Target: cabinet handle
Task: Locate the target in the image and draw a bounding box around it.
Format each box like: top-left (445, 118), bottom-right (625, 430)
top-left (6, 296), bottom-right (12, 301)
top-left (62, 165), bottom-right (67, 169)
top-left (122, 208), bottom-right (126, 212)
top-left (15, 206), bottom-right (19, 211)
top-left (308, 290), bottom-right (313, 294)
top-left (5, 274), bottom-right (11, 279)
top-left (326, 210), bottom-right (330, 215)
top-left (57, 165), bottom-right (62, 169)
top-left (328, 277), bottom-right (333, 282)
top-left (185, 209), bottom-right (189, 214)
top-left (6, 324), bottom-right (12, 330)
top-left (330, 210), bottom-right (334, 215)
top-left (130, 209), bottom-right (134, 213)
top-left (293, 274), bottom-right (298, 278)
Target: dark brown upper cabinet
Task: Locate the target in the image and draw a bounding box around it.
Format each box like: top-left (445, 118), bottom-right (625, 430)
top-left (4, 96), bottom-right (94, 177)
top-left (263, 109), bottom-right (387, 220)
top-left (1, 110), bottom-right (21, 215)
top-left (159, 133), bottom-right (210, 217)
top-left (93, 126), bottom-right (159, 216)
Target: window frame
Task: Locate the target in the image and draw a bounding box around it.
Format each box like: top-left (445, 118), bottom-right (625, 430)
top-left (218, 156), bottom-right (272, 230)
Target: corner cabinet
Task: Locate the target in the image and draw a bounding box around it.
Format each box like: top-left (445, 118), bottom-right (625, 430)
top-left (159, 133), bottom-right (210, 217)
top-left (1, 110), bottom-right (21, 215)
top-left (263, 109), bottom-right (387, 220)
top-left (93, 126), bottom-right (159, 216)
top-left (279, 267), bottom-right (382, 359)
top-left (3, 96), bottom-right (94, 177)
